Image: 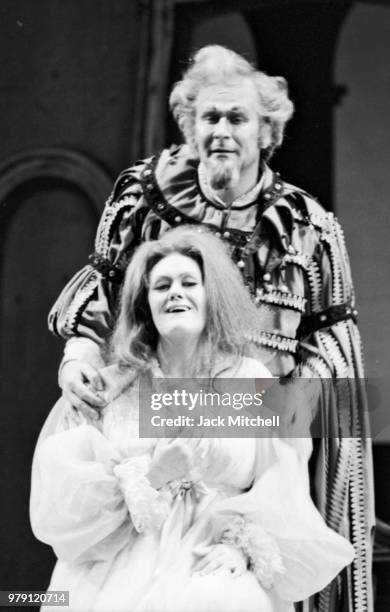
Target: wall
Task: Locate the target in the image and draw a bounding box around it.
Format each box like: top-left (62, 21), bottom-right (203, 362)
top-left (0, 0), bottom-right (142, 590)
top-left (335, 2), bottom-right (390, 443)
top-left (0, 0), bottom-right (141, 172)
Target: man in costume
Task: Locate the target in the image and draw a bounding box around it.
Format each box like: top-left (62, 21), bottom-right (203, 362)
top-left (49, 45), bottom-right (374, 611)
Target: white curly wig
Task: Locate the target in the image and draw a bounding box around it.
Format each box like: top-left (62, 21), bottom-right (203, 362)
top-left (169, 45), bottom-right (294, 161)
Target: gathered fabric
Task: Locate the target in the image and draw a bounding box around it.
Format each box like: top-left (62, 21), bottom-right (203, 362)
top-left (30, 357), bottom-right (354, 612)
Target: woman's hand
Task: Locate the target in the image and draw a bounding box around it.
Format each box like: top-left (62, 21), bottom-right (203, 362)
top-left (193, 543), bottom-right (247, 577)
top-left (147, 440), bottom-right (194, 489)
top-left (60, 360), bottom-right (106, 420)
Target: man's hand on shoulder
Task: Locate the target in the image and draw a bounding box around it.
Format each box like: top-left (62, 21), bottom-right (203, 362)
top-left (60, 360), bottom-right (106, 420)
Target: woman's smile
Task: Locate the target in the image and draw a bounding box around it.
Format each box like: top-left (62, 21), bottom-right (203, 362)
top-left (165, 304), bottom-right (191, 313)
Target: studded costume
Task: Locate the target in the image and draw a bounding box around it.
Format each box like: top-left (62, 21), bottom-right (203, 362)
top-left (49, 145), bottom-right (374, 611)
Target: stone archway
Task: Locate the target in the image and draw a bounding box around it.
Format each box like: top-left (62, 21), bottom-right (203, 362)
top-left (0, 147), bottom-right (112, 591)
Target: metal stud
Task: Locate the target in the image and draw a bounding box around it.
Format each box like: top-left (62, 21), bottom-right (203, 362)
top-left (223, 231), bottom-right (231, 239)
top-left (320, 314), bottom-right (327, 322)
top-left (174, 215), bottom-right (182, 223)
top-left (146, 183), bottom-right (153, 191)
top-left (237, 260), bottom-right (245, 268)
top-left (157, 203), bottom-right (165, 211)
top-left (263, 273), bottom-right (271, 282)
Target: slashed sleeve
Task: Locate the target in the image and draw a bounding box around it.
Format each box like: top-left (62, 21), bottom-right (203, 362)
top-left (251, 192), bottom-right (369, 434)
top-left (48, 161), bottom-right (152, 347)
top-left (252, 190), bottom-right (361, 379)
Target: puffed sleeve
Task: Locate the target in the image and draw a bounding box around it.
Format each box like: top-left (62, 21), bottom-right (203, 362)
top-left (30, 397), bottom-right (170, 564)
top-left (48, 160), bottom-right (153, 346)
top-left (211, 437), bottom-right (355, 603)
top-left (30, 399), bottom-right (131, 563)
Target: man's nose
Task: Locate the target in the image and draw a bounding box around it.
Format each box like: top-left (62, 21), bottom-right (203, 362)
top-left (213, 116), bottom-right (231, 138)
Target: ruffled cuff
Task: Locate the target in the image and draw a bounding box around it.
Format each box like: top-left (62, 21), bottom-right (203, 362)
top-left (114, 455), bottom-right (171, 533)
top-left (220, 516), bottom-right (285, 589)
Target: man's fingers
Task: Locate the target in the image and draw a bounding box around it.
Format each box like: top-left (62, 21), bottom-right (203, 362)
top-left (71, 381), bottom-right (106, 408)
top-left (89, 371), bottom-right (105, 392)
top-left (70, 396), bottom-right (101, 421)
top-left (80, 366), bottom-right (106, 399)
top-left (79, 362), bottom-right (100, 382)
top-left (61, 361), bottom-right (105, 408)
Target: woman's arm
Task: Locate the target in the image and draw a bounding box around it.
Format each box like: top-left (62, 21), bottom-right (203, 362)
top-left (30, 418), bottom-right (132, 564)
top-left (210, 437), bottom-right (354, 602)
top-left (30, 399), bottom-right (176, 564)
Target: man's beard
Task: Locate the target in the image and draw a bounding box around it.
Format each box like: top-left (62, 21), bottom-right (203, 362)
top-left (206, 157), bottom-right (240, 191)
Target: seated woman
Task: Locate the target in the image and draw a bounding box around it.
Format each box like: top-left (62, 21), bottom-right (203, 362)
top-left (30, 227), bottom-right (354, 612)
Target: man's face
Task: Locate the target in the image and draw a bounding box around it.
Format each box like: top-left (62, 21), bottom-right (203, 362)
top-left (194, 79), bottom-right (267, 191)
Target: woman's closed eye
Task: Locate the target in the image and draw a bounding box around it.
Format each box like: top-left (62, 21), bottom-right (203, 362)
top-left (153, 279), bottom-right (198, 291)
top-left (154, 283), bottom-right (170, 291)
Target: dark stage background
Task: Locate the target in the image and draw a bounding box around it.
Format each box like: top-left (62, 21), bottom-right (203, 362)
top-left (0, 0), bottom-right (389, 608)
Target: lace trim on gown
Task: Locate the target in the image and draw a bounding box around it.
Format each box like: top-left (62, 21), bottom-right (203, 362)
top-left (114, 454), bottom-right (171, 533)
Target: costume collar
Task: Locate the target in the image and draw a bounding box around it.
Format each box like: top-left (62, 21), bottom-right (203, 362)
top-left (137, 146), bottom-right (309, 259)
top-left (155, 145), bottom-right (276, 211)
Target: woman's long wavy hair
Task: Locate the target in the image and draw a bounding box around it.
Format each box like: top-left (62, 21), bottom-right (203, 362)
top-left (169, 45), bottom-right (294, 162)
top-left (109, 227), bottom-right (262, 377)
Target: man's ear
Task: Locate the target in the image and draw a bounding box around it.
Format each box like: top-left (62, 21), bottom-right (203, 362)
top-left (258, 120), bottom-right (272, 150)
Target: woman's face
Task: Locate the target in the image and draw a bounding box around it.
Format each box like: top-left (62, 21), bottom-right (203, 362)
top-left (147, 253), bottom-right (207, 343)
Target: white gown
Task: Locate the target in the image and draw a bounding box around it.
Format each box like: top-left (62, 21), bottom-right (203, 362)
top-left (30, 357), bottom-right (354, 612)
